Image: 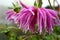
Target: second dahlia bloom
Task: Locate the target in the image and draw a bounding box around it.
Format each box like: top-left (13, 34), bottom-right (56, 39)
top-left (6, 1), bottom-right (60, 34)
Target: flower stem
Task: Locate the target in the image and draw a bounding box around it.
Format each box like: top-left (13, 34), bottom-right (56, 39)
top-left (53, 0), bottom-right (55, 10)
top-left (48, 0), bottom-right (53, 9)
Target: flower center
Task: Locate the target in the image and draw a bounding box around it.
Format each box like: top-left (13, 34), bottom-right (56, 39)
top-left (32, 7), bottom-right (38, 18)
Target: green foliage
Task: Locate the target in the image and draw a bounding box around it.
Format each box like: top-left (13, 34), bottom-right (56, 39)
top-left (53, 26), bottom-right (60, 35)
top-left (34, 1), bottom-right (37, 7)
top-left (0, 24), bottom-right (60, 40)
top-left (34, 0), bottom-right (42, 8)
top-left (14, 7), bottom-right (21, 13)
top-left (8, 2), bottom-right (21, 13)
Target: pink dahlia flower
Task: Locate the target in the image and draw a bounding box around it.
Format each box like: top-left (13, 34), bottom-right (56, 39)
top-left (6, 1), bottom-right (60, 34)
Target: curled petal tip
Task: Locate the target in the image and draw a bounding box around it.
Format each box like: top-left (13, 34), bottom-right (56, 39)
top-left (19, 0), bottom-right (28, 8)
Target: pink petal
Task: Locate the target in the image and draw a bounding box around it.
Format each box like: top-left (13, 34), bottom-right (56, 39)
top-left (19, 0), bottom-right (28, 8)
top-left (37, 9), bottom-right (43, 34)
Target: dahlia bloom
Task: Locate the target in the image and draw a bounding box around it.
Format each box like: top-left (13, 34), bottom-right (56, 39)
top-left (6, 1), bottom-right (60, 34)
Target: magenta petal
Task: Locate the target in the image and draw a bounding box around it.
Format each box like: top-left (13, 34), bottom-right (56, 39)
top-left (47, 9), bottom-right (60, 26)
top-left (37, 9), bottom-right (43, 34)
top-left (42, 8), bottom-right (56, 19)
top-left (6, 10), bottom-right (16, 21)
top-left (29, 15), bottom-right (37, 32)
top-left (19, 11), bottom-right (32, 32)
top-left (40, 8), bottom-right (47, 31)
top-left (19, 0), bottom-right (28, 8)
top-left (47, 9), bottom-right (59, 19)
top-left (42, 8), bottom-right (55, 33)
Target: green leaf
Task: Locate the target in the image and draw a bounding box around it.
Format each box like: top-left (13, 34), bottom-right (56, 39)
top-left (12, 2), bottom-right (16, 8)
top-left (0, 24), bottom-right (9, 33)
top-left (34, 0), bottom-right (42, 8)
top-left (53, 26), bottom-right (60, 35)
top-left (38, 0), bottom-right (42, 8)
top-left (31, 35), bottom-right (39, 40)
top-left (18, 36), bottom-right (23, 40)
top-left (7, 31), bottom-right (17, 40)
top-left (14, 7), bottom-right (21, 13)
top-left (34, 1), bottom-right (37, 7)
